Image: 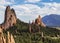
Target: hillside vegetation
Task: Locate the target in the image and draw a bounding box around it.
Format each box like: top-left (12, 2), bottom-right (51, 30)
top-left (4, 19), bottom-right (60, 43)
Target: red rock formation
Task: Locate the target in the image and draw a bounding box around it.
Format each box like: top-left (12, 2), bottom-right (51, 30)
top-left (0, 6), bottom-right (17, 30)
top-left (35, 15), bottom-right (46, 27)
top-left (35, 15), bottom-right (42, 25)
top-left (0, 6), bottom-right (16, 43)
top-left (29, 15), bottom-right (46, 33)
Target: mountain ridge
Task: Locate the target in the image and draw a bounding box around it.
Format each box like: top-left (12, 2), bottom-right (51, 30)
top-left (42, 14), bottom-right (60, 27)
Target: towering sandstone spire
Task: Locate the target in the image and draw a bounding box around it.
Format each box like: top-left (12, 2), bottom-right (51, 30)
top-left (0, 6), bottom-right (16, 43)
top-left (0, 5), bottom-right (17, 30)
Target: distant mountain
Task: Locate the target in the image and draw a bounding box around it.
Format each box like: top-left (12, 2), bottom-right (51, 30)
top-left (42, 14), bottom-right (60, 27)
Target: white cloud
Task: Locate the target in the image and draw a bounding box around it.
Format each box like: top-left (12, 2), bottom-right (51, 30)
top-left (12, 4), bottom-right (41, 22)
top-left (12, 3), bottom-right (60, 17)
top-left (0, 5), bottom-right (5, 24)
top-left (11, 3), bottom-right (60, 22)
top-left (0, 0), bottom-right (13, 5)
top-left (25, 0), bottom-right (41, 3)
top-left (42, 2), bottom-right (60, 14)
top-left (5, 0), bottom-right (15, 4)
top-left (0, 0), bottom-right (60, 23)
top-left (10, 0), bottom-right (15, 3)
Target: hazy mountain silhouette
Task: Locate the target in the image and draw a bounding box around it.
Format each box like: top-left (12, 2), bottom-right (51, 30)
top-left (42, 14), bottom-right (60, 27)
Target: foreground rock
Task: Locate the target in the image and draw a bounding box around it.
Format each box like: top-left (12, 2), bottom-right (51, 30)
top-left (0, 6), bottom-right (17, 43)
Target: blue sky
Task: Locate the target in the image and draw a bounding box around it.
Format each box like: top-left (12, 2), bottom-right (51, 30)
top-left (0, 0), bottom-right (60, 23)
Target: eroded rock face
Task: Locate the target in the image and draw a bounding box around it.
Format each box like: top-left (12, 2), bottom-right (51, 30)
top-left (0, 29), bottom-right (15, 43)
top-left (29, 15), bottom-right (46, 33)
top-left (35, 15), bottom-right (46, 27)
top-left (0, 6), bottom-right (16, 43)
top-left (7, 31), bottom-right (15, 43)
top-left (1, 6), bottom-right (17, 30)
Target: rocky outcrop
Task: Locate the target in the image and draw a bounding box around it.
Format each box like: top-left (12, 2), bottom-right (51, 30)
top-left (35, 15), bottom-right (46, 27)
top-left (0, 6), bottom-right (16, 43)
top-left (0, 5), bottom-right (17, 30)
top-left (0, 30), bottom-right (15, 43)
top-left (7, 31), bottom-right (15, 43)
top-left (29, 15), bottom-right (46, 33)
